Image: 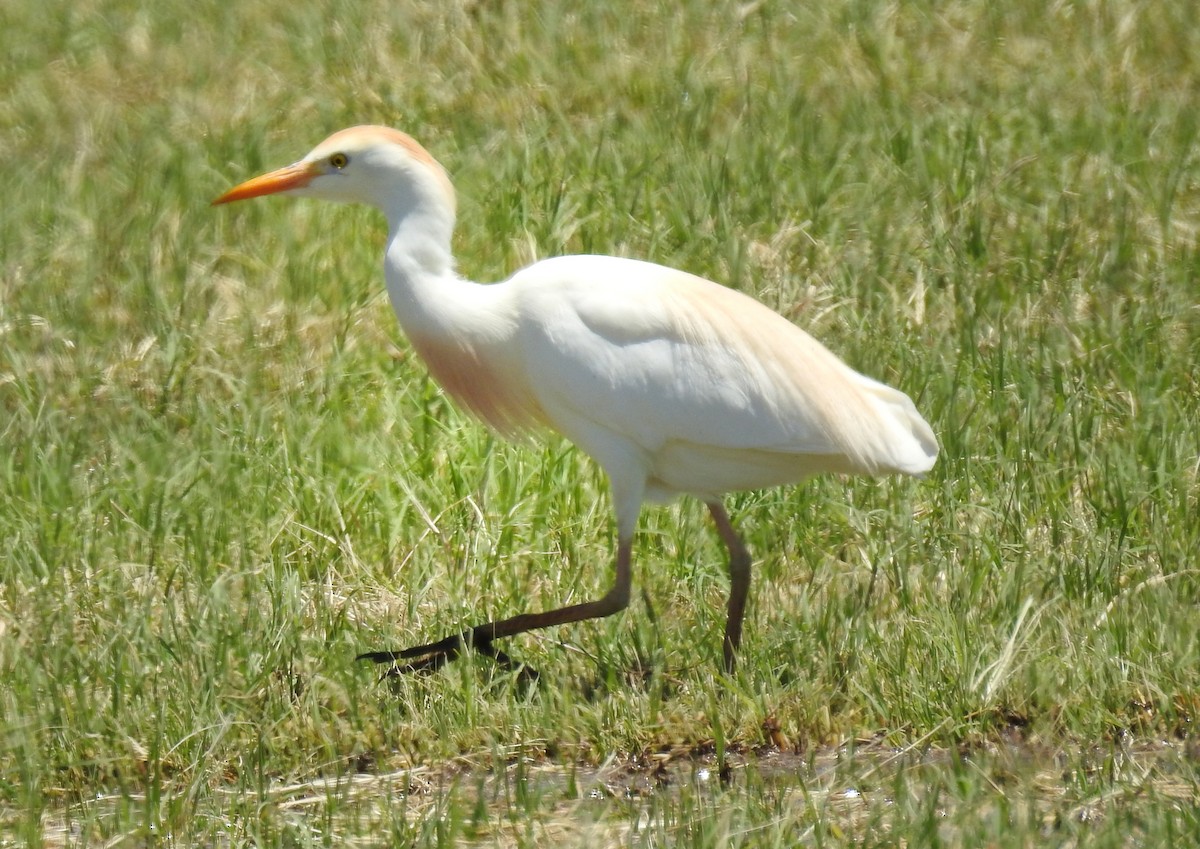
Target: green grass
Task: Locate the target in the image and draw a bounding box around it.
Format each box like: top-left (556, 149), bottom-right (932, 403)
top-left (3, 0), bottom-right (1199, 845)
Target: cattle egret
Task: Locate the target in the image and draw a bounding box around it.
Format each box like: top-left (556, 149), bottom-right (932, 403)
top-left (214, 125), bottom-right (938, 677)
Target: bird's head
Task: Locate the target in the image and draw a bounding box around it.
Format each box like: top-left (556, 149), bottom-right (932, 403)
top-left (213, 125), bottom-right (456, 220)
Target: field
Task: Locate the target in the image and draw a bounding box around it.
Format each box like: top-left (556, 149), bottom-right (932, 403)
top-left (2, 0), bottom-right (1199, 845)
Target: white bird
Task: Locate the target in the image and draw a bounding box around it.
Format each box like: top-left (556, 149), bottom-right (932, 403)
top-left (214, 125), bottom-right (938, 677)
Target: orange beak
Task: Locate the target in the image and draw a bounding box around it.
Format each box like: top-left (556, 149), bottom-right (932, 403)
top-left (211, 160), bottom-right (322, 206)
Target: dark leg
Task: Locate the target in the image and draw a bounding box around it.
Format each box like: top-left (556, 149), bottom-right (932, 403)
top-left (359, 537), bottom-right (634, 676)
top-left (706, 501), bottom-right (752, 673)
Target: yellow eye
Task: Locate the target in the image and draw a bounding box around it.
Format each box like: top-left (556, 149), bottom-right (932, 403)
top-left (329, 152), bottom-right (349, 169)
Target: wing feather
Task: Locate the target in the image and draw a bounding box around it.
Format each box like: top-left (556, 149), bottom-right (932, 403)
top-left (507, 256), bottom-right (936, 491)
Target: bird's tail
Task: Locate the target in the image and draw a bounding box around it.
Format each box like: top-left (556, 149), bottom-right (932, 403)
top-left (853, 376), bottom-right (939, 477)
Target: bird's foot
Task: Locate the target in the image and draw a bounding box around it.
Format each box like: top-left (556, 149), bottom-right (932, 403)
top-left (357, 630), bottom-right (540, 685)
top-left (356, 648), bottom-right (458, 677)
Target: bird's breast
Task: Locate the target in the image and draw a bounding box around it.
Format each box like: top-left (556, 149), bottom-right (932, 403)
top-left (407, 329), bottom-right (547, 437)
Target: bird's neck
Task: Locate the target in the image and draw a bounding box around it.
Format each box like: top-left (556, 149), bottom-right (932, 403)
top-left (381, 203), bottom-right (536, 434)
top-left (382, 202), bottom-right (465, 329)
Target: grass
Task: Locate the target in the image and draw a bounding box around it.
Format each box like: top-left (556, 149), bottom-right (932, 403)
top-left (2, 0), bottom-right (1199, 844)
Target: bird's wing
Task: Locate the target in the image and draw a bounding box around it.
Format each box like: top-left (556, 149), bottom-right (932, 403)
top-left (509, 255), bottom-right (936, 477)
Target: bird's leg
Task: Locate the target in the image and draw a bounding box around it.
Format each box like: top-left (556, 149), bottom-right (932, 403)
top-left (706, 501), bottom-right (752, 673)
top-left (359, 537), bottom-right (634, 677)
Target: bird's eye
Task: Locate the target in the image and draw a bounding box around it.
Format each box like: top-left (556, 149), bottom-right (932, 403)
top-left (329, 152), bottom-right (349, 169)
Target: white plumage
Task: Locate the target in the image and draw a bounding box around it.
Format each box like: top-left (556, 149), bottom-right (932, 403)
top-left (215, 125), bottom-right (937, 676)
